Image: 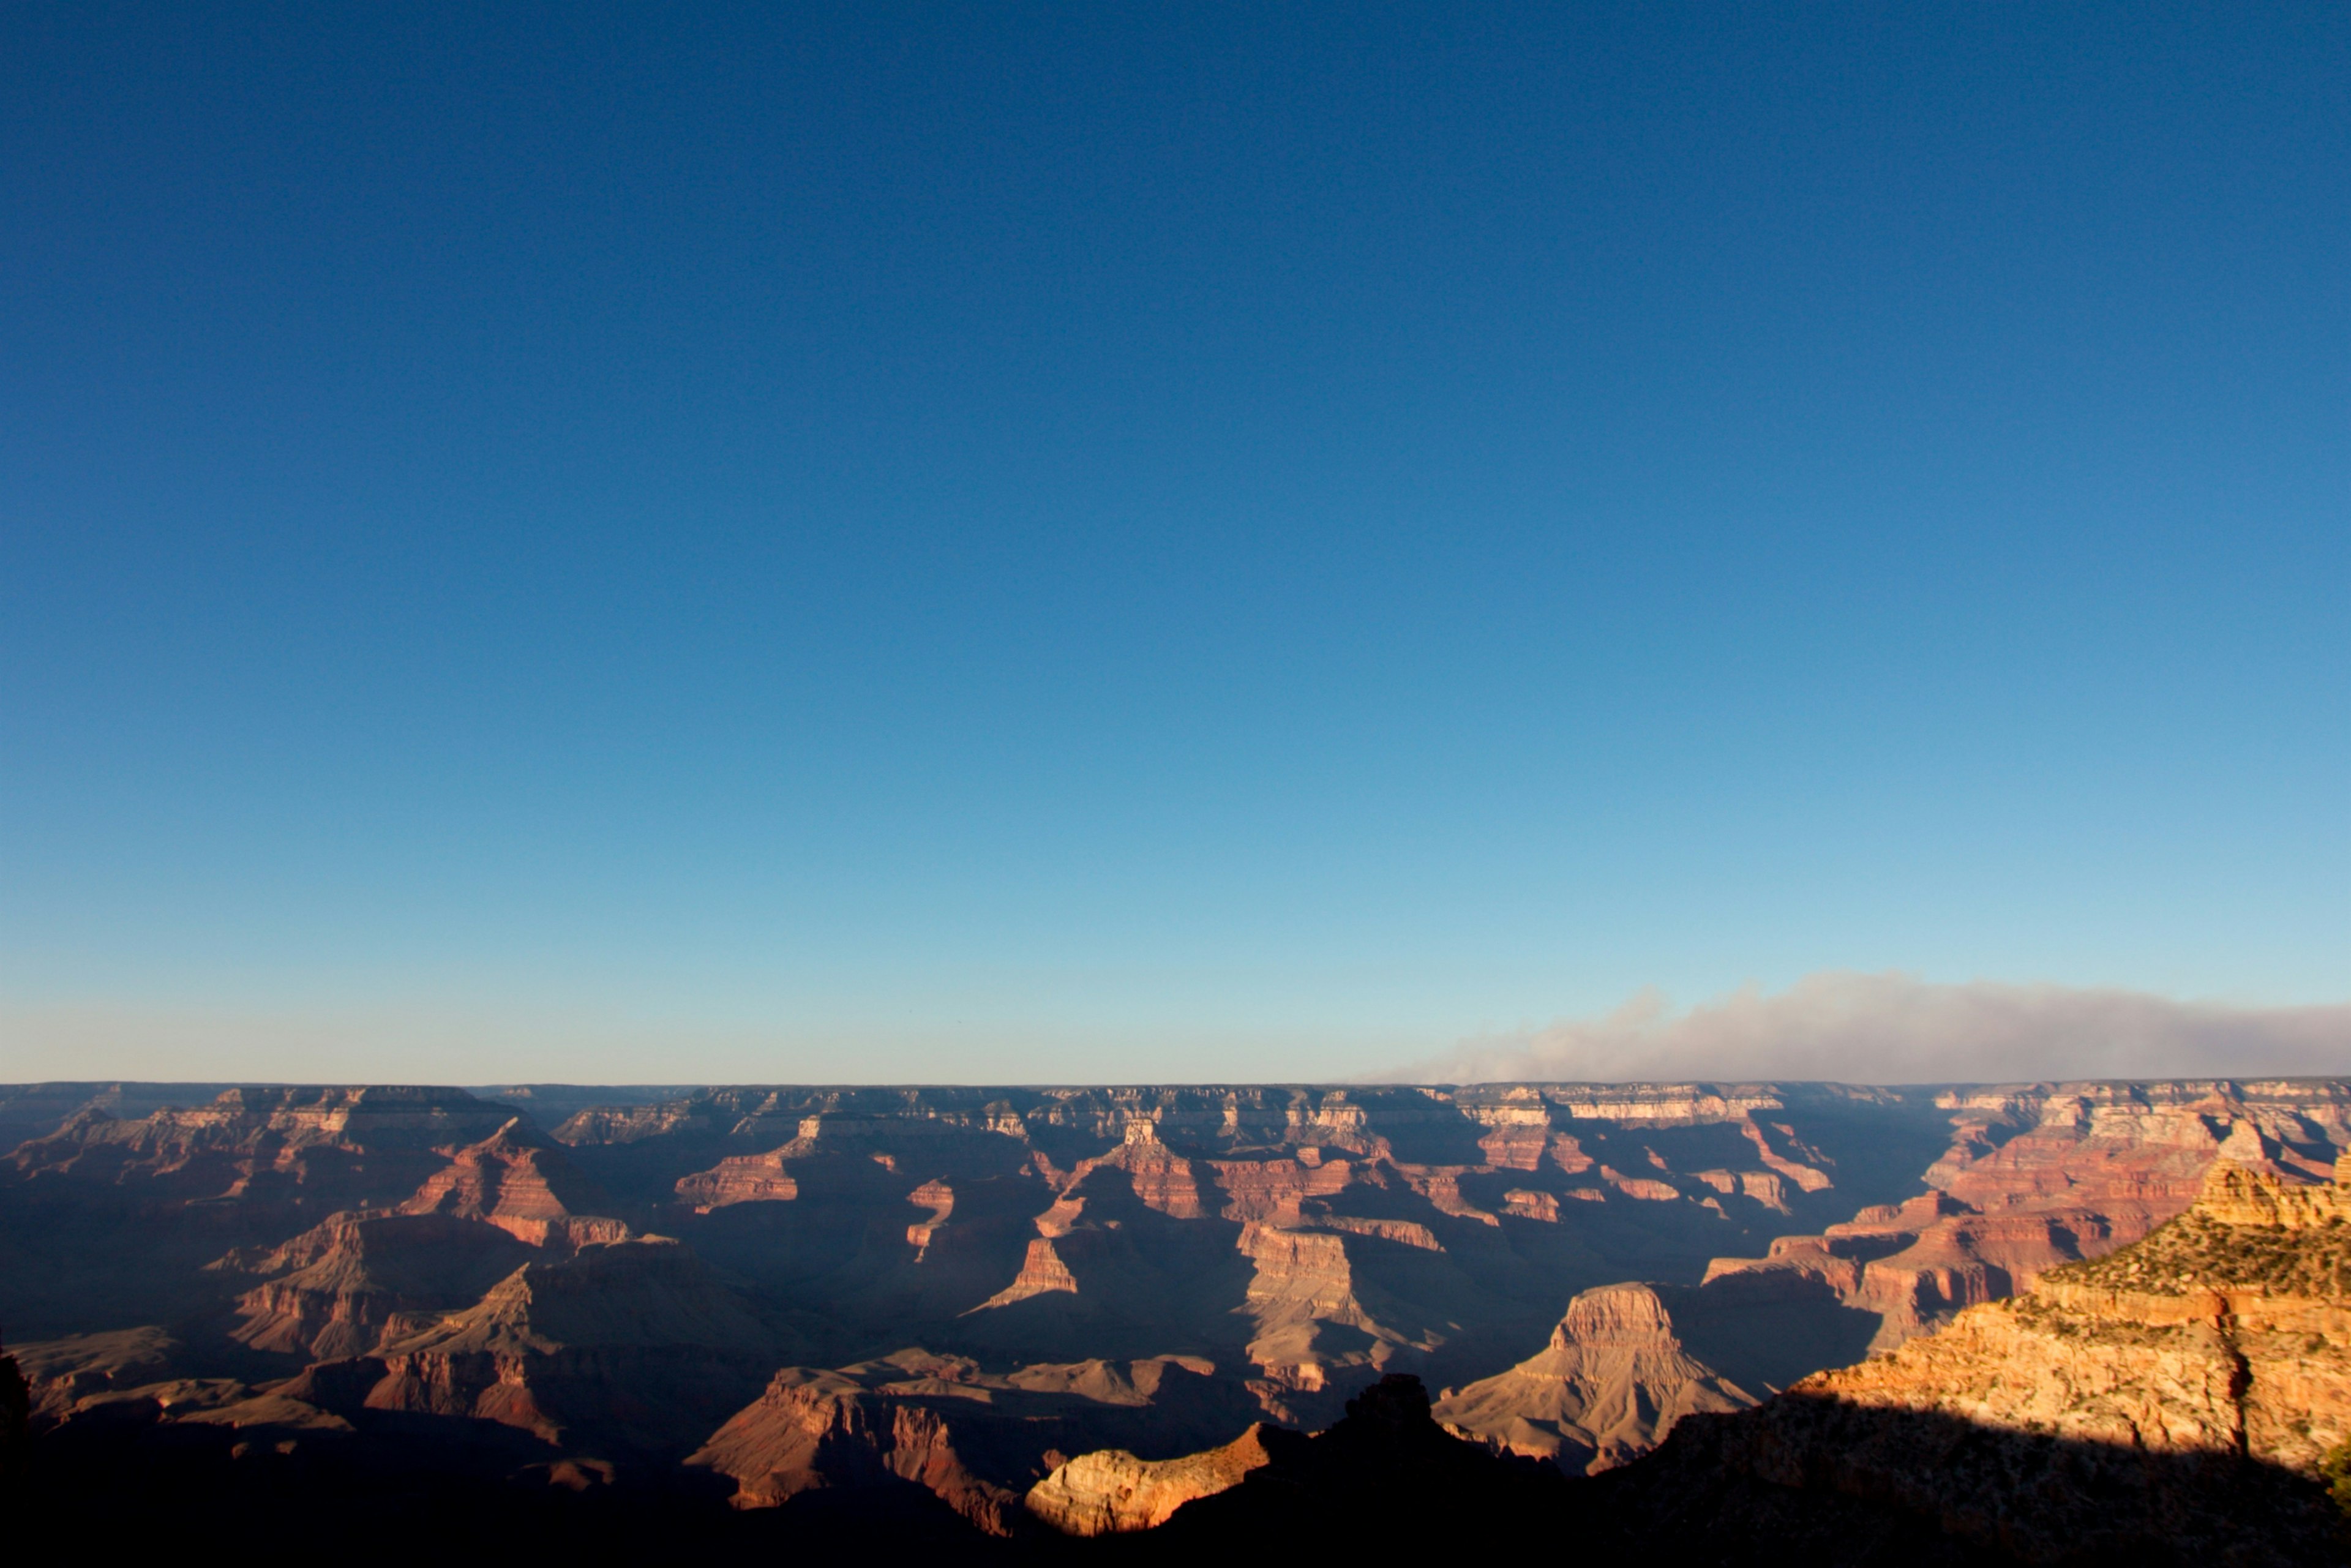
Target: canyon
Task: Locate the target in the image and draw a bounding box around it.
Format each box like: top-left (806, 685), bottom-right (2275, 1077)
top-left (2, 1077), bottom-right (2344, 1560)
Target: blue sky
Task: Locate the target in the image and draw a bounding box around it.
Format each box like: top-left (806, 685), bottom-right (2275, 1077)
top-left (2, 3), bottom-right (2344, 1082)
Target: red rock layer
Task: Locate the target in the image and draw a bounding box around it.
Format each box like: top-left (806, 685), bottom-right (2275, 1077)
top-left (225, 1210), bottom-right (536, 1360)
top-left (1700, 1082), bottom-right (2339, 1348)
top-left (399, 1119), bottom-right (623, 1247)
top-left (4, 1087), bottom-right (517, 1211)
top-left (674, 1151), bottom-right (800, 1212)
top-left (363, 1237), bottom-right (790, 1449)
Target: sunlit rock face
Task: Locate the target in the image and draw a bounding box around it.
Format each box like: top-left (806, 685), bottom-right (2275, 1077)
top-left (1698, 1079), bottom-right (2351, 1351)
top-left (398, 1118), bottom-right (630, 1248)
top-left (4, 1075), bottom-right (2345, 1559)
top-left (1615, 1155), bottom-right (2351, 1566)
top-left (688, 1350), bottom-right (1261, 1535)
top-left (1025, 1421), bottom-right (1289, 1534)
top-left (1811, 1158), bottom-right (2351, 1476)
top-left (1433, 1282), bottom-right (1757, 1473)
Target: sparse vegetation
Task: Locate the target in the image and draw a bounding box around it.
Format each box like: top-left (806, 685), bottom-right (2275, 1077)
top-left (2044, 1212), bottom-right (2351, 1299)
top-left (2321, 1439), bottom-right (2351, 1519)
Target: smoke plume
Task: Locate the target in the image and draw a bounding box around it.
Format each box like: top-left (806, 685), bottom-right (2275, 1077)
top-left (1376, 972), bottom-right (2351, 1086)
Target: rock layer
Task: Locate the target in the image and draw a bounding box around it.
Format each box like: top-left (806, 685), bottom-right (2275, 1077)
top-left (1434, 1283), bottom-right (1757, 1473)
top-left (1625, 1157), bottom-right (2351, 1565)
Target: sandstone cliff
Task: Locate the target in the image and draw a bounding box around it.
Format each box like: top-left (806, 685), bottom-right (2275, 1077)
top-left (1025, 1421), bottom-right (1291, 1534)
top-left (1618, 1156), bottom-right (2351, 1564)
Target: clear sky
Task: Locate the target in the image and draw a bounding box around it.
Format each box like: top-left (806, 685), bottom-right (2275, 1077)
top-left (2, 3), bottom-right (2344, 1083)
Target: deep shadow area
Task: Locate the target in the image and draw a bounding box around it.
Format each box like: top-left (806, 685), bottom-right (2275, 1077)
top-left (1593, 1392), bottom-right (2346, 1568)
top-left (6, 1374), bottom-right (2336, 1567)
top-left (1660, 1273), bottom-right (1884, 1394)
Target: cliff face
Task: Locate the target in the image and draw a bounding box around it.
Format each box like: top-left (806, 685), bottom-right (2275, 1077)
top-left (1799, 1159), bottom-right (2351, 1477)
top-left (7, 1076), bottom-right (2347, 1554)
top-left (1024, 1422), bottom-right (1290, 1534)
top-left (1433, 1282), bottom-right (1757, 1474)
top-left (4, 1087), bottom-right (519, 1215)
top-left (1620, 1157), bottom-right (2351, 1565)
top-left (399, 1119), bottom-right (628, 1249)
top-left (220, 1210), bottom-right (537, 1360)
top-left (1700, 1079), bottom-right (2349, 1351)
top-left (688, 1349), bottom-right (1264, 1535)
top-left (363, 1236), bottom-right (794, 1451)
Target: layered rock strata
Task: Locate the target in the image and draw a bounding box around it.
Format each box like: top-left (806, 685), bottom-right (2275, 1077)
top-left (1626, 1157), bottom-right (2351, 1564)
top-left (399, 1119), bottom-right (627, 1248)
top-left (1701, 1079), bottom-right (2349, 1349)
top-left (1433, 1282), bottom-right (1757, 1474)
top-left (362, 1236), bottom-right (792, 1450)
top-left (222, 1210), bottom-right (537, 1360)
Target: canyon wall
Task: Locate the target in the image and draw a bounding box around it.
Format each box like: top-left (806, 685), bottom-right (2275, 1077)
top-left (4, 1076), bottom-right (2342, 1558)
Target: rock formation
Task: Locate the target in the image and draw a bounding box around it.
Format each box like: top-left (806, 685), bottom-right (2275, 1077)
top-left (7, 1326), bottom-right (186, 1425)
top-left (364, 1236), bottom-right (793, 1450)
top-left (1433, 1281), bottom-right (1757, 1473)
top-left (688, 1349), bottom-right (1261, 1534)
top-left (1025, 1421), bottom-right (1289, 1533)
top-left (399, 1118), bottom-right (628, 1248)
top-left (221, 1210), bottom-right (538, 1360)
top-left (1805, 1158), bottom-right (2351, 1477)
top-left (4, 1086), bottom-right (520, 1208)
top-left (1616, 1155), bottom-right (2351, 1564)
top-left (4, 1076), bottom-right (2346, 1558)
top-left (1700, 1079), bottom-right (2349, 1349)
top-left (1095, 1374), bottom-right (1574, 1556)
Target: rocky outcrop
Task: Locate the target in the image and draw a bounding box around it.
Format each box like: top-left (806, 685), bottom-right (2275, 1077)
top-left (1815, 1160), bottom-right (2351, 1477)
top-left (364, 1236), bottom-right (792, 1450)
top-left (674, 1149), bottom-right (800, 1211)
top-left (688, 1349), bottom-right (1262, 1534)
top-left (1026, 1422), bottom-right (1287, 1534)
top-left (1203, 1153), bottom-right (1352, 1225)
top-left (399, 1119), bottom-right (627, 1248)
top-left (9, 1326), bottom-right (187, 1424)
top-left (1096, 1374), bottom-right (1572, 1553)
top-left (222, 1210), bottom-right (536, 1359)
top-left (1434, 1283), bottom-right (1757, 1473)
top-left (971, 1237), bottom-right (1081, 1309)
top-left (1622, 1158), bottom-right (2351, 1564)
top-left (4, 1086), bottom-right (520, 1211)
top-left (1701, 1080), bottom-right (2350, 1350)
top-left (689, 1362), bottom-right (1035, 1532)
